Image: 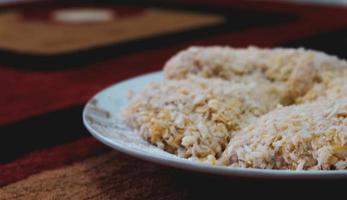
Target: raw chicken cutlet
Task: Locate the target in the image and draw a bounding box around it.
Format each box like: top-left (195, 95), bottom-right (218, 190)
top-left (164, 46), bottom-right (347, 104)
top-left (123, 75), bottom-right (284, 163)
top-left (123, 46), bottom-right (347, 169)
top-left (220, 97), bottom-right (347, 170)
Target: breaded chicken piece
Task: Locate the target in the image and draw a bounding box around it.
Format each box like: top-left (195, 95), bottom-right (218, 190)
top-left (297, 69), bottom-right (347, 103)
top-left (220, 97), bottom-right (347, 170)
top-left (123, 75), bottom-right (284, 163)
top-left (123, 46), bottom-right (347, 168)
top-left (164, 46), bottom-right (347, 104)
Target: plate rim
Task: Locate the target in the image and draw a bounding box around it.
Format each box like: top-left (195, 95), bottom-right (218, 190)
top-left (83, 71), bottom-right (347, 179)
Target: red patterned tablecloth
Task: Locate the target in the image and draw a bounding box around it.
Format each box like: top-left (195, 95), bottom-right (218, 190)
top-left (1, 0), bottom-right (347, 199)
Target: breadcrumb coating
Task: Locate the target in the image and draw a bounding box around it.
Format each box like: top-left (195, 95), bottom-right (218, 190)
top-left (123, 46), bottom-right (347, 169)
top-left (164, 46), bottom-right (347, 103)
top-left (123, 75), bottom-right (284, 162)
top-left (220, 98), bottom-right (347, 170)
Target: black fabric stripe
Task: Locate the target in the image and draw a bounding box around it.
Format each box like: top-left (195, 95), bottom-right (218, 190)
top-left (177, 172), bottom-right (347, 199)
top-left (0, 0), bottom-right (297, 70)
top-left (0, 105), bottom-right (88, 163)
top-left (282, 27), bottom-right (347, 59)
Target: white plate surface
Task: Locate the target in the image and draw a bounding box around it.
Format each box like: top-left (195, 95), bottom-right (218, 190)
top-left (83, 71), bottom-right (347, 179)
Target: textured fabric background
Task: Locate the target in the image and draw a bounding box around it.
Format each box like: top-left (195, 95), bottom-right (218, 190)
top-left (1, 0), bottom-right (347, 199)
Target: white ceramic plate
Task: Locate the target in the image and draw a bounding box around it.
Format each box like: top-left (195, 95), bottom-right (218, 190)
top-left (83, 71), bottom-right (347, 179)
